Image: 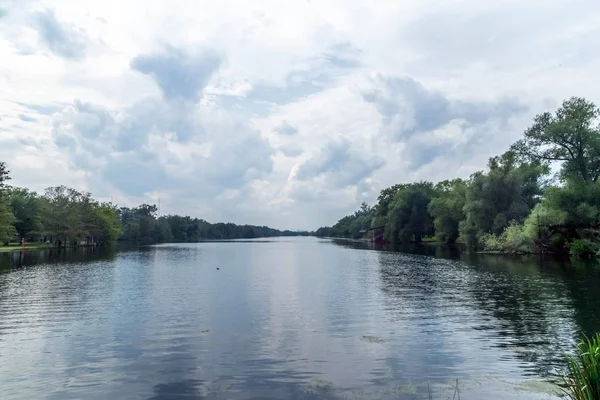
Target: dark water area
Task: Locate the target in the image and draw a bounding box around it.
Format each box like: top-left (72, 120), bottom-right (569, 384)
top-left (1, 238), bottom-right (599, 399)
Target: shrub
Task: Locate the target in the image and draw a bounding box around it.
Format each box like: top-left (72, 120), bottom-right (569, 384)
top-left (568, 239), bottom-right (600, 259)
top-left (482, 221), bottom-right (533, 254)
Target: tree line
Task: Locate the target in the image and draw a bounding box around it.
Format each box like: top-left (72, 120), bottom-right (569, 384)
top-left (0, 166), bottom-right (307, 247)
top-left (316, 97), bottom-right (600, 259)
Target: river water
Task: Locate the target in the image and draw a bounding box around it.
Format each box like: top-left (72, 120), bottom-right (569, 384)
top-left (1, 237), bottom-right (599, 399)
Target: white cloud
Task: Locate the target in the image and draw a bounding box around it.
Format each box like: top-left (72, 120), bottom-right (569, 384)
top-left (1, 0), bottom-right (599, 230)
top-left (273, 120), bottom-right (298, 136)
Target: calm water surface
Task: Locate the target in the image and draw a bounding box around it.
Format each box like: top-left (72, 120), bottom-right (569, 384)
top-left (1, 237), bottom-right (599, 399)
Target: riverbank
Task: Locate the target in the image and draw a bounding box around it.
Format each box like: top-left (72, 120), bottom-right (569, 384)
top-left (0, 243), bottom-right (53, 253)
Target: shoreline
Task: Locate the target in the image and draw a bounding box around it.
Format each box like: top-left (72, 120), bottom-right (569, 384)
top-left (0, 245), bottom-right (53, 253)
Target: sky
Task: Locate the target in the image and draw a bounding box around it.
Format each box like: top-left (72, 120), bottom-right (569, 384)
top-left (1, 0), bottom-right (599, 230)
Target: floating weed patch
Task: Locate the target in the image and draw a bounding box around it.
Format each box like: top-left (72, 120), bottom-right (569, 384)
top-left (512, 379), bottom-right (559, 396)
top-left (361, 335), bottom-right (385, 344)
top-left (385, 383), bottom-right (418, 396)
top-left (301, 378), bottom-right (334, 394)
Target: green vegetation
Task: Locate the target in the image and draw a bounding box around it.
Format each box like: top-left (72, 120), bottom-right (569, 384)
top-left (0, 243), bottom-right (52, 253)
top-left (320, 97), bottom-right (600, 258)
top-left (0, 162), bottom-right (306, 250)
top-left (562, 333), bottom-right (600, 399)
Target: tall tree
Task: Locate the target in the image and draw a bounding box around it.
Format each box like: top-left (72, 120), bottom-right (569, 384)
top-left (460, 151), bottom-right (548, 247)
top-left (89, 203), bottom-right (122, 244)
top-left (428, 179), bottom-right (468, 244)
top-left (42, 186), bottom-right (85, 244)
top-left (0, 202), bottom-right (16, 244)
top-left (0, 161), bottom-right (10, 190)
top-left (385, 182), bottom-right (436, 244)
top-left (373, 184), bottom-right (407, 226)
top-left (511, 97), bottom-right (600, 183)
top-left (0, 162), bottom-right (16, 243)
top-left (8, 187), bottom-right (43, 239)
top-left (329, 202), bottom-right (374, 238)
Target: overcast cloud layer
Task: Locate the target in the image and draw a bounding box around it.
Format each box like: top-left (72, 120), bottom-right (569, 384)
top-left (1, 0), bottom-right (599, 230)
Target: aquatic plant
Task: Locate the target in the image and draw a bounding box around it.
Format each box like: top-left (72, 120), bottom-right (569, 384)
top-left (361, 335), bottom-right (385, 344)
top-left (562, 333), bottom-right (600, 400)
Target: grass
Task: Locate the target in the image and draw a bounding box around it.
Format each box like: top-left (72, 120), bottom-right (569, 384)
top-left (0, 243), bottom-right (53, 253)
top-left (562, 333), bottom-right (600, 400)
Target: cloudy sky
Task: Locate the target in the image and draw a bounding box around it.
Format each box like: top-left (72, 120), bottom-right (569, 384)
top-left (1, 0), bottom-right (599, 230)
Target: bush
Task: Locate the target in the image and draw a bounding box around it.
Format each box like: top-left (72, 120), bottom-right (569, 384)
top-left (482, 221), bottom-right (533, 254)
top-left (568, 239), bottom-right (600, 259)
top-left (562, 333), bottom-right (600, 400)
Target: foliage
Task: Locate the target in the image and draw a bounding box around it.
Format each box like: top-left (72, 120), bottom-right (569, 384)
top-left (330, 202), bottom-right (374, 239)
top-left (522, 203), bottom-right (568, 252)
top-left (428, 179), bottom-right (467, 244)
top-left (482, 221), bottom-right (533, 254)
top-left (0, 161), bottom-right (10, 189)
top-left (568, 239), bottom-right (600, 259)
top-left (460, 151), bottom-right (547, 248)
top-left (0, 201), bottom-right (17, 244)
top-left (561, 333), bottom-right (600, 400)
top-left (374, 184), bottom-right (405, 227)
top-left (512, 97), bottom-right (600, 184)
top-left (385, 182), bottom-right (436, 244)
top-left (0, 163), bottom-right (16, 244)
top-left (314, 227), bottom-right (332, 237)
top-left (7, 187), bottom-right (43, 239)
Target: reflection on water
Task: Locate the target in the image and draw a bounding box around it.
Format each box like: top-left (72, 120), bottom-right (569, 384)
top-left (0, 238), bottom-right (598, 399)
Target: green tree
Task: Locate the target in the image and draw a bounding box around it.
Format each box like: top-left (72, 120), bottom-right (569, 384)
top-left (88, 202), bottom-right (122, 244)
top-left (460, 151), bottom-right (547, 248)
top-left (541, 181), bottom-right (600, 255)
top-left (0, 202), bottom-right (16, 244)
top-left (7, 187), bottom-right (43, 240)
top-left (0, 162), bottom-right (16, 243)
top-left (330, 202), bottom-right (374, 238)
top-left (153, 217), bottom-right (174, 243)
top-left (42, 186), bottom-right (86, 245)
top-left (428, 179), bottom-right (468, 244)
top-left (119, 204), bottom-right (157, 243)
top-left (512, 97), bottom-right (600, 184)
top-left (314, 227), bottom-right (332, 237)
top-left (0, 161), bottom-right (10, 189)
top-left (373, 184), bottom-right (406, 226)
top-left (522, 202), bottom-right (568, 252)
top-left (385, 182), bottom-right (436, 244)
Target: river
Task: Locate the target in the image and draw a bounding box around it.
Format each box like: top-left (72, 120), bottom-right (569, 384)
top-left (1, 237), bottom-right (598, 399)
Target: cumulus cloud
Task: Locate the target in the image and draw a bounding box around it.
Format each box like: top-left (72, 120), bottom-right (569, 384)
top-left (278, 143), bottom-right (303, 157)
top-left (33, 10), bottom-right (87, 60)
top-left (362, 75), bottom-right (528, 169)
top-left (273, 120), bottom-right (298, 135)
top-left (242, 41), bottom-right (363, 111)
top-left (51, 98), bottom-right (274, 200)
top-left (131, 47), bottom-right (221, 101)
top-left (363, 75), bottom-right (527, 141)
top-left (18, 114), bottom-right (37, 122)
top-left (295, 138), bottom-right (385, 188)
top-left (322, 42), bottom-right (361, 69)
